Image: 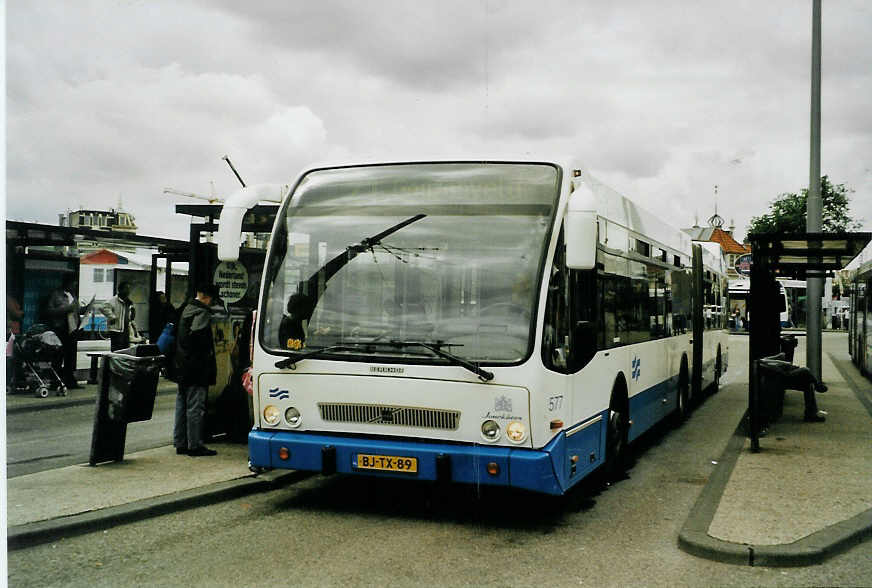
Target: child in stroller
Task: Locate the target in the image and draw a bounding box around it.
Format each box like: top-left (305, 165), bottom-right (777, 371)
top-left (11, 324), bottom-right (67, 397)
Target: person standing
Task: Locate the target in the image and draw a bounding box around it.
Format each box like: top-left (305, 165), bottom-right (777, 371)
top-left (100, 282), bottom-right (133, 352)
top-left (45, 275), bottom-right (83, 389)
top-left (7, 294), bottom-right (24, 386)
top-left (173, 283), bottom-right (219, 456)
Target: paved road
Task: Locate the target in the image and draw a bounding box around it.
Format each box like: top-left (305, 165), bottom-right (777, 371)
top-left (8, 334), bottom-right (871, 586)
top-left (5, 393), bottom-right (177, 478)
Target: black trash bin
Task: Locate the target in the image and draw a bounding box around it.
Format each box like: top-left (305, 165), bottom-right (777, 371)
top-left (779, 335), bottom-right (798, 364)
top-left (89, 345), bottom-right (163, 465)
top-left (757, 353), bottom-right (788, 425)
top-left (108, 345), bottom-right (163, 423)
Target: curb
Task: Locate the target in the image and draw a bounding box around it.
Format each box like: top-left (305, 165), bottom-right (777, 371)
top-left (7, 470), bottom-right (308, 550)
top-left (678, 368), bottom-right (872, 566)
top-left (6, 385), bottom-right (177, 415)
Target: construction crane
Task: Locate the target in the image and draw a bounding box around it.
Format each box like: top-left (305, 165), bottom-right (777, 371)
top-left (163, 184), bottom-right (224, 204)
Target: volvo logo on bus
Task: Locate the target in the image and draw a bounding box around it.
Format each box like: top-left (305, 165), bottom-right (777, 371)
top-left (371, 407), bottom-right (402, 424)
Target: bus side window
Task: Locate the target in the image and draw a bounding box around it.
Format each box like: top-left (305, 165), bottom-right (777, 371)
top-left (628, 274), bottom-right (649, 344)
top-left (663, 273), bottom-right (673, 337)
top-left (600, 274), bottom-right (620, 349)
top-left (570, 269), bottom-right (597, 371)
top-left (542, 232), bottom-right (571, 372)
top-left (670, 269), bottom-right (691, 334)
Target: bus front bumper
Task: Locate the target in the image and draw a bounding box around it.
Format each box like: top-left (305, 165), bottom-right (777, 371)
top-left (249, 430), bottom-right (565, 495)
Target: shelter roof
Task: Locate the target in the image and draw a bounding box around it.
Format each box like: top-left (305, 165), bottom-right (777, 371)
top-left (5, 220), bottom-right (188, 252)
top-left (749, 232), bottom-right (872, 277)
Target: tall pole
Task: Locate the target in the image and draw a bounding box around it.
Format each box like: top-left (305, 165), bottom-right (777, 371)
top-left (807, 0), bottom-right (823, 381)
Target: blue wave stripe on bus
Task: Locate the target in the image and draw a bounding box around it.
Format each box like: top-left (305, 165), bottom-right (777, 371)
top-left (268, 387), bottom-right (290, 400)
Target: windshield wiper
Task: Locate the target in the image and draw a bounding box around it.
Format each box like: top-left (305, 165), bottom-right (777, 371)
top-left (384, 340), bottom-right (494, 382)
top-left (275, 344), bottom-right (366, 369)
top-left (274, 339), bottom-right (495, 382)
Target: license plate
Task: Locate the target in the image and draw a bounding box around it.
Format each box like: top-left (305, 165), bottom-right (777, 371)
top-left (355, 453), bottom-right (418, 473)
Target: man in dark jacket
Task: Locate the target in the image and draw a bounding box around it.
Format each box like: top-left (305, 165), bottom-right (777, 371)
top-left (173, 283), bottom-right (219, 456)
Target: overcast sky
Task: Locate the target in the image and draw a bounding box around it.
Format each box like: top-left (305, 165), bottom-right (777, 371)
top-left (6, 1), bottom-right (872, 244)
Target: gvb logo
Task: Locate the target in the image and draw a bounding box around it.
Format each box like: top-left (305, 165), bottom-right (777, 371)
top-left (269, 387), bottom-right (290, 400)
top-left (631, 356), bottom-right (641, 381)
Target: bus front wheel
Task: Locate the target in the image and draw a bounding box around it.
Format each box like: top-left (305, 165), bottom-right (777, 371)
top-left (605, 391), bottom-right (628, 482)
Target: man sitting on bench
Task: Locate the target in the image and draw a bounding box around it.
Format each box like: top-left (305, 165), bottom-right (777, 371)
top-left (758, 357), bottom-right (828, 422)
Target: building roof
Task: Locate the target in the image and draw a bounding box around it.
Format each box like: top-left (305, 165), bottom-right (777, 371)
top-left (709, 227), bottom-right (751, 255)
top-left (79, 248), bottom-right (188, 274)
top-left (683, 226), bottom-right (750, 255)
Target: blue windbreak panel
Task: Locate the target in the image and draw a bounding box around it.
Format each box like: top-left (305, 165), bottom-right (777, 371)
top-left (248, 430), bottom-right (565, 495)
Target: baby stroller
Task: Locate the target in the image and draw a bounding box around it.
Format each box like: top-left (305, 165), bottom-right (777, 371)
top-left (11, 324), bottom-right (67, 397)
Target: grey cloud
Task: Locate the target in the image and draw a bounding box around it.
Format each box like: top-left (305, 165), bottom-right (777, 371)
top-left (205, 0), bottom-right (567, 90)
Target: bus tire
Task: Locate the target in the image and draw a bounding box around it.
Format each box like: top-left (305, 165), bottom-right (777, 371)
top-left (605, 379), bottom-right (629, 482)
top-left (713, 346), bottom-right (722, 393)
top-left (673, 358), bottom-right (690, 425)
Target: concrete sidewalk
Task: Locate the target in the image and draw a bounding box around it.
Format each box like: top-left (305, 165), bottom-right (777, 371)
top-left (6, 439), bottom-right (302, 550)
top-left (6, 375), bottom-right (301, 550)
top-left (679, 335), bottom-right (872, 566)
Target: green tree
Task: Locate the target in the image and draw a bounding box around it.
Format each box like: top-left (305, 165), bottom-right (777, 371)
top-left (747, 176), bottom-right (862, 235)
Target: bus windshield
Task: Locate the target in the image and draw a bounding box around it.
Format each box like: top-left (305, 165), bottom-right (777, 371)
top-left (261, 162), bottom-right (560, 363)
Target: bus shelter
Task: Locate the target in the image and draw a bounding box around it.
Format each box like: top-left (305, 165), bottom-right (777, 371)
top-left (5, 220), bottom-right (188, 336)
top-left (747, 231), bottom-right (871, 451)
top-left (173, 202), bottom-right (277, 440)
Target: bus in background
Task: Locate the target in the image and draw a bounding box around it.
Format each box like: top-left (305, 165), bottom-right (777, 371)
top-left (779, 278), bottom-right (807, 329)
top-left (217, 160), bottom-right (728, 496)
top-left (728, 277), bottom-right (790, 330)
top-left (848, 259), bottom-right (872, 378)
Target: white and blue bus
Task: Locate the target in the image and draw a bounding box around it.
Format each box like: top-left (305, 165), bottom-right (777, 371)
top-left (728, 277), bottom-right (790, 329)
top-left (217, 160), bottom-right (728, 495)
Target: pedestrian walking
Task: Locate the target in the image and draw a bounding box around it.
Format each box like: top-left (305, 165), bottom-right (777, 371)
top-left (173, 283), bottom-right (219, 456)
top-left (44, 275), bottom-right (84, 389)
top-left (100, 282), bottom-right (134, 351)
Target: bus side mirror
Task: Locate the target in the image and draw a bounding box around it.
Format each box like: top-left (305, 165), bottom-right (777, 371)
top-left (565, 181), bottom-right (598, 270)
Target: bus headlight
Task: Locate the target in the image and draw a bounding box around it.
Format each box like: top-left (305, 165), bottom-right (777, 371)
top-left (285, 407), bottom-right (302, 427)
top-left (480, 419), bottom-right (501, 442)
top-left (506, 421), bottom-right (526, 443)
top-left (263, 405), bottom-right (281, 426)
